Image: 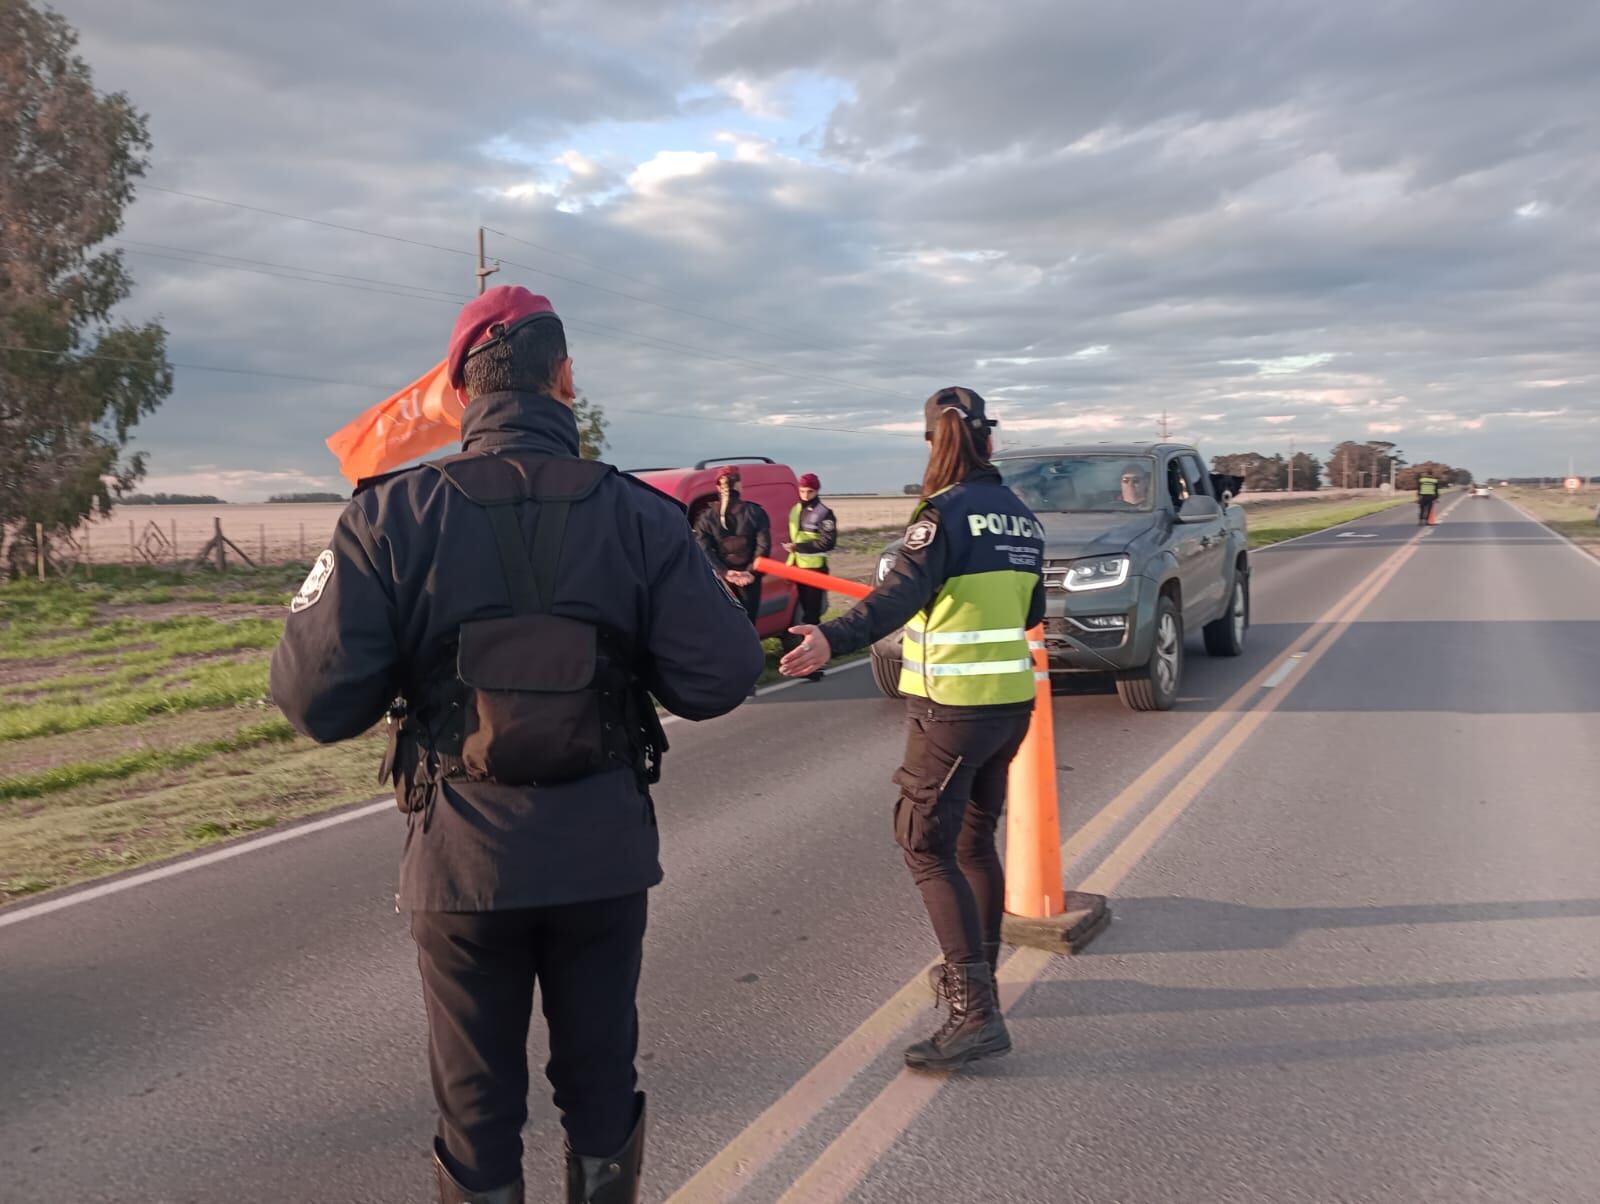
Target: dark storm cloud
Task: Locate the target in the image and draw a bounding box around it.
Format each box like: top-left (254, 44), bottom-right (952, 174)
top-left (38, 0), bottom-right (1600, 495)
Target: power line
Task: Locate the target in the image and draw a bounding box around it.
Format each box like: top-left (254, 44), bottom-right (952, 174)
top-left (119, 246), bottom-right (466, 309)
top-left (143, 184), bottom-right (475, 259)
top-left (480, 226), bottom-right (703, 301)
top-left (144, 183), bottom-right (935, 390)
top-left (0, 345), bottom-right (916, 440)
top-left (114, 234), bottom-right (917, 405)
top-left (117, 239), bottom-right (471, 302)
top-left (492, 250), bottom-right (934, 386)
top-left (1, 344), bottom-right (378, 389)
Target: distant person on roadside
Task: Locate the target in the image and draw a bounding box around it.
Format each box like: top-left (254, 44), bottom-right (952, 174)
top-left (693, 465), bottom-right (771, 629)
top-left (779, 387), bottom-right (1044, 1073)
top-left (785, 473), bottom-right (837, 682)
top-left (270, 286), bottom-right (763, 1204)
top-left (1118, 463), bottom-right (1152, 509)
top-left (1417, 472), bottom-right (1441, 524)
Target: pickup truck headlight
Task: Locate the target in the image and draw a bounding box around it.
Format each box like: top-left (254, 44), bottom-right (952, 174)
top-left (1062, 555), bottom-right (1131, 592)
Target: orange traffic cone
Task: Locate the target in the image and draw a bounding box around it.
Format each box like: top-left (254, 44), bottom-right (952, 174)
top-left (1000, 625), bottom-right (1110, 954)
top-left (1428, 506), bottom-right (1440, 526)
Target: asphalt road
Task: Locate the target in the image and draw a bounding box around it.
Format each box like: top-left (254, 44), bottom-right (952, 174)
top-left (4, 494), bottom-right (1598, 1203)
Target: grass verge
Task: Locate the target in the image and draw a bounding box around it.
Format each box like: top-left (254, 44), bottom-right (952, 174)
top-left (1499, 486), bottom-right (1600, 559)
top-left (1247, 495), bottom-right (1412, 548)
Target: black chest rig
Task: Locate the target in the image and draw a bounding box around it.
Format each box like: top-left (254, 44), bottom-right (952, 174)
top-left (381, 452), bottom-right (668, 813)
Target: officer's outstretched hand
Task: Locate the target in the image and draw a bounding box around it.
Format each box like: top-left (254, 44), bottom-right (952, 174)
top-left (779, 625), bottom-right (831, 677)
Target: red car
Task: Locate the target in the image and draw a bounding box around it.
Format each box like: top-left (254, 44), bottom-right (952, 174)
top-left (630, 457), bottom-right (800, 640)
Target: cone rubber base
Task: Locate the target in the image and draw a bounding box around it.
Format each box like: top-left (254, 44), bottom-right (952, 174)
top-left (1002, 891), bottom-right (1110, 955)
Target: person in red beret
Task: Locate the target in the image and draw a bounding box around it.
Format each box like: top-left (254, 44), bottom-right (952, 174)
top-left (785, 472), bottom-right (837, 681)
top-left (272, 284), bottom-right (764, 1204)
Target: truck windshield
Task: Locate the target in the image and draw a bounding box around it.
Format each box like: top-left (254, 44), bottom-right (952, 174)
top-left (998, 455), bottom-right (1159, 514)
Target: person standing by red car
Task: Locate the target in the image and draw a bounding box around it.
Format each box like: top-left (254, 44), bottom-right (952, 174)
top-left (693, 465), bottom-right (772, 628)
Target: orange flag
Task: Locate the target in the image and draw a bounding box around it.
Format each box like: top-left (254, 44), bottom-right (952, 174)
top-left (325, 360), bottom-right (466, 485)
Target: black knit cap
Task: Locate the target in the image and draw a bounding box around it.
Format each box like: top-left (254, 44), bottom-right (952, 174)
top-left (924, 386), bottom-right (997, 439)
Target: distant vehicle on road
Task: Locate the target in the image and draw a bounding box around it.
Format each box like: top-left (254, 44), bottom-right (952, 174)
top-left (871, 442), bottom-right (1250, 711)
top-left (1471, 484), bottom-right (1491, 498)
top-left (630, 457), bottom-right (800, 639)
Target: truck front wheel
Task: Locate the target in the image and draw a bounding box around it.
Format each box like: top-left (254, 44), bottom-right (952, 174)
top-left (870, 645), bottom-right (904, 698)
top-left (1116, 595), bottom-right (1182, 711)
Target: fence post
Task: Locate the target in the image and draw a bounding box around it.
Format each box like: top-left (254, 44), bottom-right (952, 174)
top-left (130, 519), bottom-right (137, 568)
top-left (298, 523), bottom-right (305, 561)
top-left (214, 517), bottom-right (226, 571)
top-left (36, 522), bottom-right (44, 581)
top-left (259, 524), bottom-right (266, 565)
top-left (84, 526), bottom-right (92, 579)
top-left (171, 520), bottom-right (178, 571)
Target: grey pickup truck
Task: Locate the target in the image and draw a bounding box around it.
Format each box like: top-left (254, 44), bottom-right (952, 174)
top-left (870, 442), bottom-right (1250, 711)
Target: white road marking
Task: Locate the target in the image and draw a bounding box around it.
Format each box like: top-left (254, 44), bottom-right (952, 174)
top-left (0, 657), bottom-right (875, 929)
top-left (0, 801), bottom-right (392, 931)
top-left (1262, 652), bottom-right (1307, 688)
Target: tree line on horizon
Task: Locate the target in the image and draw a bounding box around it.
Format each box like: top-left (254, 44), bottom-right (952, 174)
top-left (1212, 440), bottom-right (1473, 492)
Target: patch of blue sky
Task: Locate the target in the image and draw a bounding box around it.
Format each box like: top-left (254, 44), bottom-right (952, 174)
top-left (481, 71), bottom-right (855, 185)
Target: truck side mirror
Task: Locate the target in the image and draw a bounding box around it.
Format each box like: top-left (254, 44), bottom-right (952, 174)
top-left (1177, 495), bottom-right (1223, 524)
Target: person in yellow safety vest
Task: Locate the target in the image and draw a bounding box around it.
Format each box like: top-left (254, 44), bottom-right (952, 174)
top-left (785, 473), bottom-right (838, 682)
top-left (1417, 472), bottom-right (1441, 524)
top-left (780, 387), bottom-right (1044, 1073)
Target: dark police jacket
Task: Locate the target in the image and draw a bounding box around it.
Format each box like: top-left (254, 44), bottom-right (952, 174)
top-left (269, 391), bottom-right (765, 910)
top-left (693, 495), bottom-right (771, 573)
top-left (821, 467), bottom-right (1045, 708)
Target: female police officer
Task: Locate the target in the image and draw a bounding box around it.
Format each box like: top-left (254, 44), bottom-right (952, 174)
top-left (779, 387), bottom-right (1044, 1070)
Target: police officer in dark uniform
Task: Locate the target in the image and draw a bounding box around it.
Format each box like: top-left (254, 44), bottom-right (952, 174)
top-left (269, 286), bottom-right (764, 1204)
top-left (780, 387), bottom-right (1044, 1071)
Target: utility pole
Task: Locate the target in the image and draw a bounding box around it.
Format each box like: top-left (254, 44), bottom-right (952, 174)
top-left (1288, 437), bottom-right (1295, 493)
top-left (1159, 409), bottom-right (1171, 440)
top-left (476, 227), bottom-right (500, 295)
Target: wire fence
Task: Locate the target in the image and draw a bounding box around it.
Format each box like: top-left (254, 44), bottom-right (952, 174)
top-left (5, 505), bottom-right (345, 579)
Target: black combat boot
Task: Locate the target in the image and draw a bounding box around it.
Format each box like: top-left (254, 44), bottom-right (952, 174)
top-left (566, 1093), bottom-right (646, 1204)
top-left (432, 1141), bottom-right (523, 1204)
top-left (904, 960), bottom-right (1011, 1071)
top-left (926, 941), bottom-right (1000, 1001)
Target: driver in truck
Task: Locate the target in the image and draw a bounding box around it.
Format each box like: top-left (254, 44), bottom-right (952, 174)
top-left (1119, 463), bottom-right (1152, 509)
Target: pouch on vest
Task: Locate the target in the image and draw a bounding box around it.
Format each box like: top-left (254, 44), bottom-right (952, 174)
top-left (448, 453), bottom-right (623, 788)
top-left (378, 452), bottom-right (665, 800)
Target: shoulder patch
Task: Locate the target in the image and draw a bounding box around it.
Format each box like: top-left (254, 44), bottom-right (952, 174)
top-left (903, 519), bottom-right (938, 551)
top-left (291, 550), bottom-right (335, 613)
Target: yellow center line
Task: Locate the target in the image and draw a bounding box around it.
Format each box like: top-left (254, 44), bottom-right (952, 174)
top-left (772, 536), bottom-right (1424, 1204)
top-left (666, 509), bottom-right (1437, 1204)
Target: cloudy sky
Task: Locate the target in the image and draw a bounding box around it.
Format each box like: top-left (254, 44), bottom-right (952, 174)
top-left (53, 0), bottom-right (1600, 497)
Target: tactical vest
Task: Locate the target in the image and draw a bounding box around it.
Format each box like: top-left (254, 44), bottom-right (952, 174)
top-left (380, 452), bottom-right (668, 813)
top-left (1419, 476), bottom-right (1440, 497)
top-left (899, 478), bottom-right (1044, 707)
top-left (788, 501), bottom-right (828, 569)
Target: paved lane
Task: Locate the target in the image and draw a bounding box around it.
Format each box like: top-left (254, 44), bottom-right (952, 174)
top-left (8, 496), bottom-right (1594, 1202)
top-left (823, 496), bottom-right (1600, 1204)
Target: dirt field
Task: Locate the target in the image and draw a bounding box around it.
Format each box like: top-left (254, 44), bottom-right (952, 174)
top-left (81, 489), bottom-right (1383, 569)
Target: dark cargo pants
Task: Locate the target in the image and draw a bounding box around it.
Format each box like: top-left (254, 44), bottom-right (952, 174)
top-left (892, 706), bottom-right (1032, 964)
top-left (410, 892), bottom-right (647, 1190)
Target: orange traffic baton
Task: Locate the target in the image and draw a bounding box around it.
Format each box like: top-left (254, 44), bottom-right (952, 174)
top-left (999, 626), bottom-right (1109, 954)
top-left (751, 556), bottom-right (870, 601)
top-left (754, 558), bottom-right (1109, 956)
